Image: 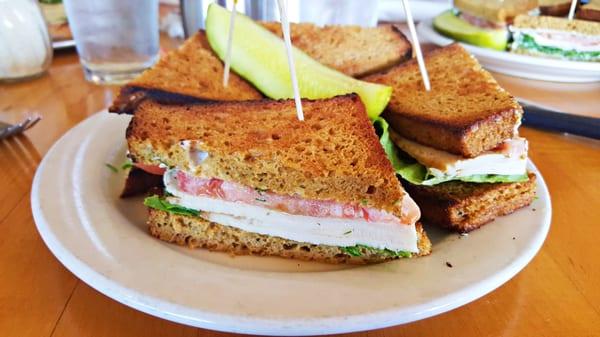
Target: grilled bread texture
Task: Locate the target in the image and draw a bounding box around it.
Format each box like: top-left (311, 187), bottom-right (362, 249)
top-left (110, 23), bottom-right (413, 114)
top-left (262, 22), bottom-right (412, 77)
top-left (365, 44), bottom-right (521, 158)
top-left (127, 95), bottom-right (408, 218)
top-left (538, 0), bottom-right (572, 17)
top-left (148, 208), bottom-right (431, 264)
top-left (578, 1), bottom-right (600, 22)
top-left (109, 32), bottom-right (263, 114)
top-left (512, 15), bottom-right (600, 35)
top-left (454, 0), bottom-right (538, 24)
top-left (402, 173), bottom-right (536, 233)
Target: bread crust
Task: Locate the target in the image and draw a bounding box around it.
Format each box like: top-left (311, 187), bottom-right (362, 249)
top-left (577, 5), bottom-right (600, 22)
top-left (402, 173), bottom-right (537, 233)
top-left (513, 15), bottom-right (600, 35)
top-left (454, 0), bottom-right (538, 24)
top-left (109, 31), bottom-right (263, 113)
top-left (147, 208), bottom-right (431, 264)
top-left (539, 2), bottom-right (572, 17)
top-left (365, 44), bottom-right (522, 158)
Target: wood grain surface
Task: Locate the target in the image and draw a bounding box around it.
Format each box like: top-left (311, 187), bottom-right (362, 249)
top-left (0, 35), bottom-right (599, 337)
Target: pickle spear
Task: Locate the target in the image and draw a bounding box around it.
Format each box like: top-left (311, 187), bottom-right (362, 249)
top-left (205, 4), bottom-right (392, 119)
top-left (433, 10), bottom-right (508, 51)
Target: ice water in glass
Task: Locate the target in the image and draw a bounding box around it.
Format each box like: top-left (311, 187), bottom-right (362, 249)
top-left (63, 0), bottom-right (159, 84)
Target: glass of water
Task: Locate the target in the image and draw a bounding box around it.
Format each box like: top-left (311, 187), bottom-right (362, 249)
top-left (63, 0), bottom-right (159, 85)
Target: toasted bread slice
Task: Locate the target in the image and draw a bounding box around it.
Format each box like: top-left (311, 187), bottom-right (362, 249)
top-left (512, 15), bottom-right (600, 35)
top-left (261, 22), bottom-right (412, 77)
top-left (454, 0), bottom-right (538, 24)
top-left (110, 23), bottom-right (412, 114)
top-left (402, 172), bottom-right (536, 233)
top-left (539, 0), bottom-right (572, 17)
top-left (109, 32), bottom-right (263, 114)
top-left (365, 44), bottom-right (522, 158)
top-left (127, 94), bottom-right (407, 217)
top-left (148, 208), bottom-right (431, 264)
top-left (578, 1), bottom-right (600, 22)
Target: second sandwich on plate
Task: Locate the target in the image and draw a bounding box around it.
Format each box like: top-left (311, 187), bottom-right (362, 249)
top-left (365, 43), bottom-right (537, 233)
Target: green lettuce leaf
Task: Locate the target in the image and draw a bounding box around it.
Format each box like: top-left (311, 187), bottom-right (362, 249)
top-left (143, 195), bottom-right (200, 217)
top-left (374, 117), bottom-right (528, 186)
top-left (342, 244), bottom-right (412, 258)
top-left (514, 34), bottom-right (600, 62)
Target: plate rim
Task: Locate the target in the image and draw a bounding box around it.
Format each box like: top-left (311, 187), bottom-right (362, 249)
top-left (31, 111), bottom-right (552, 336)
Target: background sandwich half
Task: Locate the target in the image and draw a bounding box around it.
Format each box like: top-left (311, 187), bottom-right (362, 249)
top-left (433, 0), bottom-right (538, 50)
top-left (510, 15), bottom-right (600, 62)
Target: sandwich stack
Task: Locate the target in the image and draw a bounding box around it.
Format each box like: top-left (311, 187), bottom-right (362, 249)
top-left (366, 44), bottom-right (537, 233)
top-left (126, 95), bottom-right (431, 264)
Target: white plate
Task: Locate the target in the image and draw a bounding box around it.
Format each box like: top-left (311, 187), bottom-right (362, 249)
top-left (32, 111), bottom-right (551, 336)
top-left (417, 18), bottom-right (600, 83)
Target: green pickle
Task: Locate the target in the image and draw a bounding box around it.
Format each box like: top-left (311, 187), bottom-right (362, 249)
top-left (205, 4), bottom-right (392, 119)
top-left (433, 10), bottom-right (508, 51)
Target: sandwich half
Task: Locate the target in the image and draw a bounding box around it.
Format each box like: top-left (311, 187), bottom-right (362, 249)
top-left (126, 95), bottom-right (431, 264)
top-left (510, 15), bottom-right (600, 62)
top-left (110, 23), bottom-right (411, 114)
top-left (365, 44), bottom-right (536, 233)
top-left (432, 0), bottom-right (537, 51)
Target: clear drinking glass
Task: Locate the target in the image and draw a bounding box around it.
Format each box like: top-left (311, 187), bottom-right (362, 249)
top-left (63, 0), bottom-right (159, 85)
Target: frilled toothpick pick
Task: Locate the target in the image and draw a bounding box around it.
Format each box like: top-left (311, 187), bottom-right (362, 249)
top-left (277, 0), bottom-right (304, 121)
top-left (223, 0), bottom-right (238, 87)
top-left (568, 0), bottom-right (577, 20)
top-left (401, 0), bottom-right (430, 91)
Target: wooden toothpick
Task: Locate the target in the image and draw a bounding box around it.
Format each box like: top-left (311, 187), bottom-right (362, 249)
top-left (277, 0), bottom-right (304, 121)
top-left (401, 0), bottom-right (430, 91)
top-left (223, 0), bottom-right (238, 87)
top-left (568, 0), bottom-right (577, 20)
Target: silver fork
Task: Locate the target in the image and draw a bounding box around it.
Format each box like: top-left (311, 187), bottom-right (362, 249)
top-left (0, 115), bottom-right (41, 140)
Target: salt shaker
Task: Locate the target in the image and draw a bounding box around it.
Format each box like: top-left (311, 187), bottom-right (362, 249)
top-left (0, 0), bottom-right (53, 82)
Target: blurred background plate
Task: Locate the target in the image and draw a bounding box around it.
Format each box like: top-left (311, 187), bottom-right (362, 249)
top-left (417, 17), bottom-right (600, 83)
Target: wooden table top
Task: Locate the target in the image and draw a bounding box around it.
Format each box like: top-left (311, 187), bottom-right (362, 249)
top-left (1, 38), bottom-right (599, 337)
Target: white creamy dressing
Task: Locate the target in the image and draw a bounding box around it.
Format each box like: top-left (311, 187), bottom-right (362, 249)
top-left (180, 140), bottom-right (209, 170)
top-left (163, 170), bottom-right (419, 252)
top-left (512, 29), bottom-right (600, 52)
